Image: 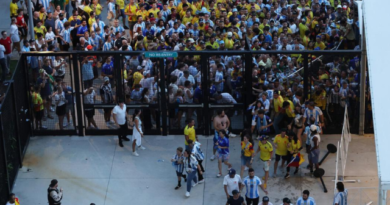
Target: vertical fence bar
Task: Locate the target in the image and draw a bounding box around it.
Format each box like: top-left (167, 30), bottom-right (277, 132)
top-left (201, 53), bottom-right (210, 136)
top-left (245, 52), bottom-right (253, 125)
top-left (72, 54), bottom-right (84, 136)
top-left (11, 82), bottom-right (23, 168)
top-left (159, 58), bottom-right (167, 136)
top-left (359, 23), bottom-right (366, 135)
top-left (115, 53), bottom-right (123, 101)
top-left (0, 115), bottom-right (10, 196)
top-left (303, 53), bottom-right (309, 100)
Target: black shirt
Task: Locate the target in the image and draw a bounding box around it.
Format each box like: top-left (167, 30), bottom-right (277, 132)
top-left (227, 196), bottom-right (244, 205)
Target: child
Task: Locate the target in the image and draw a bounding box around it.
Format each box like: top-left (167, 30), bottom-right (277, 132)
top-left (171, 147), bottom-right (187, 190)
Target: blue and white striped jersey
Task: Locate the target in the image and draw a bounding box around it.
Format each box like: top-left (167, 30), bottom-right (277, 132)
top-left (297, 196), bottom-right (316, 205)
top-left (172, 154), bottom-right (184, 173)
top-left (192, 142), bottom-right (204, 161)
top-left (243, 176), bottom-right (262, 199)
top-left (333, 190), bottom-right (348, 205)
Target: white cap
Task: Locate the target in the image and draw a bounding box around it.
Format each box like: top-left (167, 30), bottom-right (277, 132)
top-left (188, 38), bottom-right (195, 43)
top-left (310, 124), bottom-right (317, 132)
top-left (227, 32), bottom-right (233, 37)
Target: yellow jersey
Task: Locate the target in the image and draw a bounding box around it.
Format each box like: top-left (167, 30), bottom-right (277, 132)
top-left (84, 5), bottom-right (92, 15)
top-left (125, 4), bottom-right (139, 21)
top-left (136, 10), bottom-right (149, 20)
top-left (32, 92), bottom-right (44, 111)
top-left (132, 71), bottom-right (144, 88)
top-left (92, 4), bottom-right (103, 16)
top-left (273, 135), bottom-right (289, 156)
top-left (315, 42), bottom-right (326, 50)
top-left (241, 142), bottom-right (254, 157)
top-left (287, 140), bottom-right (301, 154)
top-left (10, 2), bottom-right (18, 17)
top-left (34, 26), bottom-right (47, 39)
top-left (148, 8), bottom-right (160, 18)
top-left (116, 0), bottom-right (125, 9)
top-left (273, 95), bottom-right (284, 112)
top-left (259, 141), bottom-right (273, 161)
top-left (205, 41), bottom-right (219, 49)
top-left (184, 125), bottom-right (196, 145)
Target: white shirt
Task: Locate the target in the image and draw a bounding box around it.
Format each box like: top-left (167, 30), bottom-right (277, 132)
top-left (6, 202), bottom-right (15, 205)
top-left (113, 104), bottom-right (127, 125)
top-left (223, 174), bottom-right (242, 196)
top-left (0, 45), bottom-right (5, 59)
top-left (140, 77), bottom-right (155, 98)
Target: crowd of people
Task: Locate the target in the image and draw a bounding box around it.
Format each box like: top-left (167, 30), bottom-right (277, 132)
top-left (2, 0), bottom-right (360, 204)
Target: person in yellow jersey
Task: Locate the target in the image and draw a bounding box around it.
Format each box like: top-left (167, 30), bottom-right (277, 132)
top-left (205, 35), bottom-right (219, 50)
top-left (34, 21), bottom-right (47, 39)
top-left (224, 32), bottom-right (234, 50)
top-left (273, 128), bottom-right (289, 177)
top-left (124, 0), bottom-right (138, 35)
top-left (182, 10), bottom-right (193, 25)
top-left (32, 85), bottom-right (47, 130)
top-left (272, 91), bottom-right (284, 134)
top-left (184, 119), bottom-right (197, 149)
top-left (284, 133), bottom-right (302, 179)
top-left (148, 2), bottom-right (160, 19)
top-left (255, 135), bottom-right (273, 188)
top-left (299, 18), bottom-right (309, 39)
top-left (10, 0), bottom-right (18, 18)
top-left (132, 66), bottom-right (144, 89)
top-left (245, 0), bottom-right (260, 12)
top-left (91, 0), bottom-right (103, 19)
top-left (116, 0), bottom-right (128, 29)
top-left (314, 35), bottom-right (326, 50)
top-left (136, 4), bottom-right (149, 21)
top-left (240, 135), bottom-right (254, 177)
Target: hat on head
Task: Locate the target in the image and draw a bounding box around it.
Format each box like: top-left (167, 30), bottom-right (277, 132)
top-left (137, 66), bottom-right (143, 70)
top-left (199, 40), bottom-right (205, 44)
top-left (232, 190), bottom-right (240, 195)
top-left (188, 38), bottom-right (195, 43)
top-left (262, 196), bottom-right (270, 202)
top-left (259, 135), bottom-right (267, 141)
top-left (39, 68), bottom-right (45, 74)
top-left (194, 23), bottom-right (199, 27)
top-left (143, 70), bottom-right (150, 76)
top-left (232, 8), bottom-right (238, 12)
top-left (228, 169), bottom-right (236, 175)
top-left (86, 45), bottom-right (93, 50)
top-left (310, 124), bottom-right (317, 132)
top-left (330, 22), bottom-right (336, 28)
top-left (337, 5), bottom-right (342, 8)
top-left (219, 40), bottom-right (225, 45)
top-left (227, 32), bottom-right (233, 37)
top-left (342, 5), bottom-right (347, 10)
top-left (103, 76), bottom-right (109, 82)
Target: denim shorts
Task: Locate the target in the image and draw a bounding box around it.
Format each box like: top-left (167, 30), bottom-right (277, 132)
top-left (217, 153), bottom-right (229, 162)
top-left (241, 156), bottom-right (252, 166)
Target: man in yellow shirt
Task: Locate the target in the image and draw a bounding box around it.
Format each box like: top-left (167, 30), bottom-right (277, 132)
top-left (132, 66), bottom-right (144, 88)
top-left (273, 129), bottom-right (288, 177)
top-left (136, 4), bottom-right (149, 20)
top-left (116, 0), bottom-right (128, 29)
top-left (148, 2), bottom-right (160, 18)
top-left (224, 32), bottom-right (234, 50)
top-left (124, 0), bottom-right (138, 35)
top-left (256, 135), bottom-right (273, 188)
top-left (91, 0), bottom-right (103, 19)
top-left (32, 85), bottom-right (46, 130)
top-left (184, 119), bottom-right (197, 149)
top-left (205, 35), bottom-right (219, 50)
top-left (10, 0), bottom-right (18, 18)
top-left (34, 21), bottom-right (47, 39)
top-left (299, 19), bottom-right (309, 39)
top-left (314, 35), bottom-right (326, 50)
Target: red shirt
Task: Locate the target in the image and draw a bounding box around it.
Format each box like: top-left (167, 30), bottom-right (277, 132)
top-left (0, 37), bottom-right (12, 54)
top-left (16, 16), bottom-right (26, 27)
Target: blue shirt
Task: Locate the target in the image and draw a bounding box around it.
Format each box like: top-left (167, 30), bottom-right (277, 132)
top-left (102, 62), bottom-right (114, 75)
top-left (217, 137), bottom-right (229, 155)
top-left (193, 86), bottom-right (202, 103)
top-left (82, 59), bottom-right (94, 81)
top-left (77, 26), bottom-right (88, 35)
top-left (210, 85), bottom-right (217, 96)
top-left (243, 176), bottom-right (262, 199)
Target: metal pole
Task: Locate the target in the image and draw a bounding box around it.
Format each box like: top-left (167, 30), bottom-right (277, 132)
top-left (72, 54), bottom-right (84, 136)
top-left (27, 0), bottom-right (35, 40)
top-left (359, 24), bottom-right (366, 135)
top-left (245, 52), bottom-right (253, 125)
top-left (11, 82), bottom-right (23, 168)
top-left (201, 55), bottom-right (210, 136)
top-left (303, 54), bottom-right (309, 100)
top-left (159, 58), bottom-right (167, 136)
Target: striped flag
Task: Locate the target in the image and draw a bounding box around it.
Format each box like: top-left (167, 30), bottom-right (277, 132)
top-left (15, 197), bottom-right (20, 205)
top-left (287, 153), bottom-right (305, 167)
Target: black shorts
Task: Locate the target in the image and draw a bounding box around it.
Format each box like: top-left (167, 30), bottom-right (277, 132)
top-left (275, 154), bottom-right (288, 162)
top-left (176, 171), bottom-right (183, 177)
top-left (56, 104), bottom-right (66, 116)
top-left (35, 110), bottom-right (44, 120)
top-left (85, 109), bottom-right (95, 118)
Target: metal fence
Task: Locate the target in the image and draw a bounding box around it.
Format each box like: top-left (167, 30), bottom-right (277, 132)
top-left (19, 49), bottom-right (369, 137)
top-left (0, 59), bottom-right (32, 204)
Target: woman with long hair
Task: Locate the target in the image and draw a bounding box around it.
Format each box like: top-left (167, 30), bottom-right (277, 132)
top-left (132, 109), bottom-right (145, 156)
top-left (285, 131), bottom-right (301, 179)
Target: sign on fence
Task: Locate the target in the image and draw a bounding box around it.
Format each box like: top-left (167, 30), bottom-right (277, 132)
top-left (145, 52), bottom-right (178, 58)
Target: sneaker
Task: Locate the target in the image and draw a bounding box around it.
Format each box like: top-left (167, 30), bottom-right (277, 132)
top-left (228, 133), bottom-right (237, 138)
top-left (198, 179), bottom-right (205, 184)
top-left (106, 122), bottom-right (110, 126)
top-left (133, 151), bottom-right (139, 156)
top-left (284, 173), bottom-right (290, 179)
top-left (192, 182), bottom-right (198, 187)
top-left (185, 191), bottom-right (190, 197)
top-left (244, 166), bottom-right (249, 171)
top-left (138, 145), bottom-right (146, 150)
top-left (210, 155), bottom-right (215, 161)
top-left (87, 126), bottom-right (94, 130)
top-left (216, 173), bottom-right (221, 178)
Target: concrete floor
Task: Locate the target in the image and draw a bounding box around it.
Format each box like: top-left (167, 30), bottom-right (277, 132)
top-left (12, 134), bottom-right (382, 205)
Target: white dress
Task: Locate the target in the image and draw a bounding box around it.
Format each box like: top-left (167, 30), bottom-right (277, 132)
top-left (10, 24), bottom-right (20, 43)
top-left (132, 116), bottom-right (143, 146)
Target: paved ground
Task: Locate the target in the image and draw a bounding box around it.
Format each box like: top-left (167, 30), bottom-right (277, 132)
top-left (12, 133), bottom-right (380, 205)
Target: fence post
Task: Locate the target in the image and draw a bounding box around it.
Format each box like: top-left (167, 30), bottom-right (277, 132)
top-left (115, 53), bottom-right (124, 101)
top-left (245, 51), bottom-right (253, 125)
top-left (159, 58), bottom-right (167, 136)
top-left (72, 54), bottom-right (84, 136)
top-left (303, 53), bottom-right (309, 100)
top-left (11, 82), bottom-right (23, 168)
top-left (359, 23), bottom-right (366, 135)
top-left (0, 116), bottom-right (11, 195)
top-left (201, 54), bottom-right (210, 136)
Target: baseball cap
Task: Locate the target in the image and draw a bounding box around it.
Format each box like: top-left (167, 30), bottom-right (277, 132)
top-left (342, 5), bottom-right (347, 10)
top-left (259, 135), bottom-right (267, 141)
top-left (39, 68), bottom-right (45, 74)
top-left (310, 124), bottom-right (317, 131)
top-left (232, 8), bottom-right (238, 12)
top-left (86, 45), bottom-right (93, 50)
top-left (103, 76), bottom-right (109, 82)
top-left (232, 190), bottom-right (240, 195)
top-left (228, 169), bottom-right (236, 175)
top-left (188, 38), bottom-right (195, 43)
top-left (337, 5), bottom-right (342, 8)
top-left (227, 32), bottom-right (233, 37)
top-left (262, 196), bottom-right (270, 202)
top-left (219, 40), bottom-right (225, 45)
top-left (137, 66), bottom-right (143, 70)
